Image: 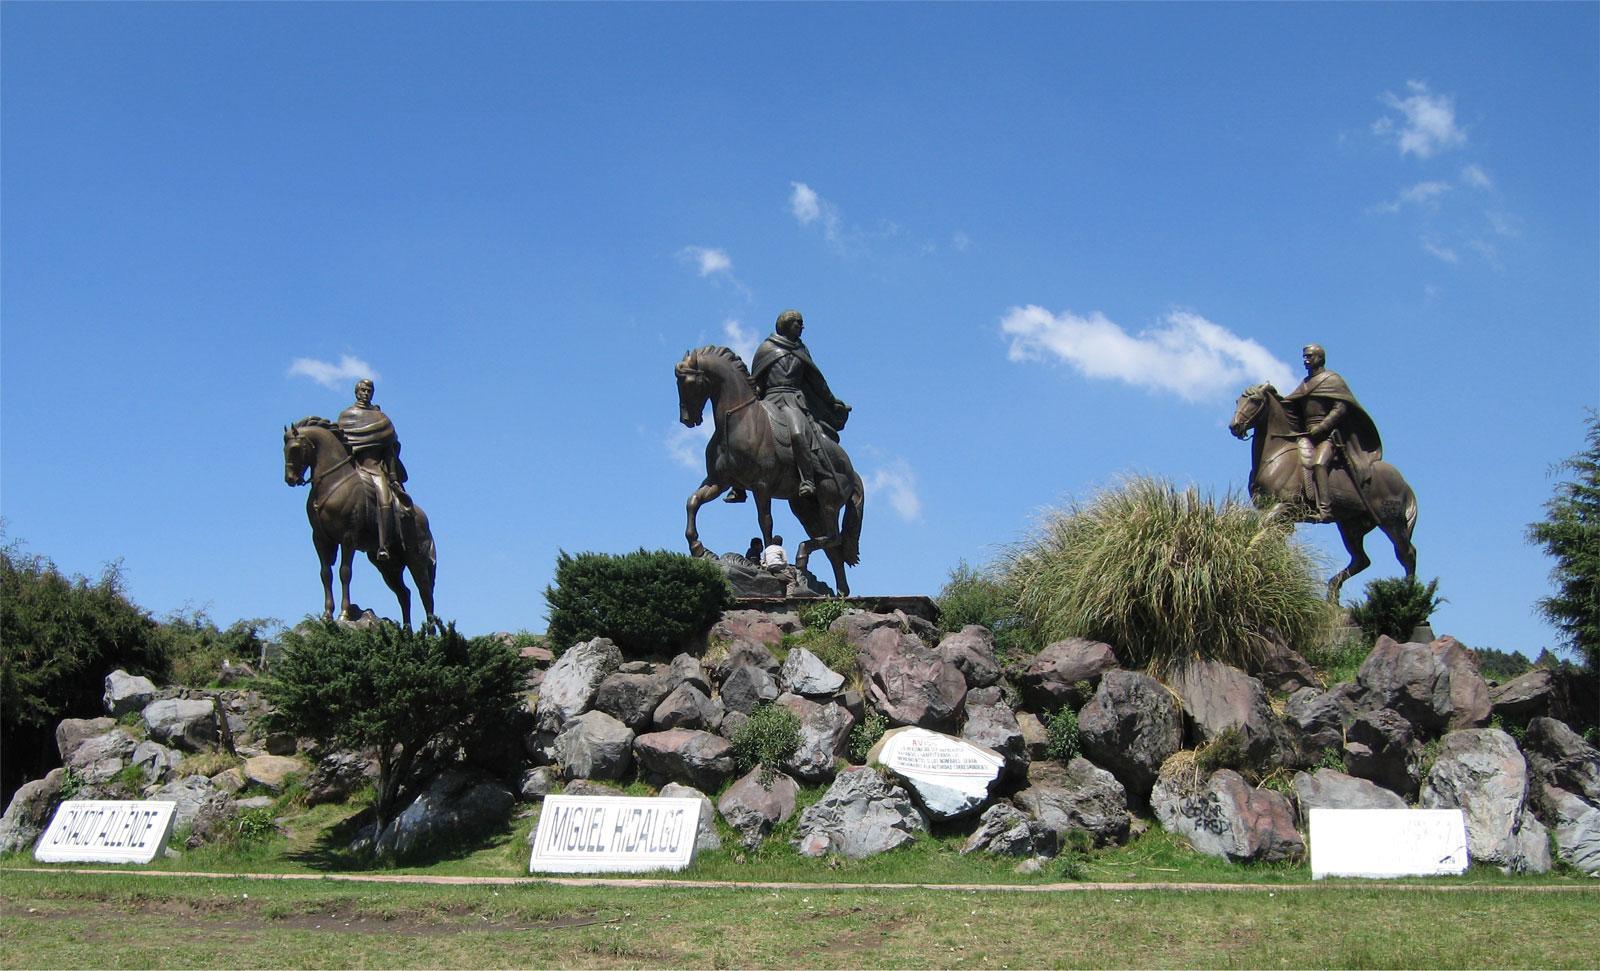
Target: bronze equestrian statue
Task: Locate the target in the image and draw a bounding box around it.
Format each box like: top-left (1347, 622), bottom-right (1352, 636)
top-left (676, 314), bottom-right (864, 596)
top-left (283, 380), bottom-right (437, 626)
top-left (1228, 345), bottom-right (1417, 602)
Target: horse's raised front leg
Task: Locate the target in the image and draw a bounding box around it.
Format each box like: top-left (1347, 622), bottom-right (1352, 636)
top-left (1327, 519), bottom-right (1373, 603)
top-left (338, 543), bottom-right (357, 620)
top-left (315, 533), bottom-right (338, 621)
top-left (685, 478), bottom-right (725, 558)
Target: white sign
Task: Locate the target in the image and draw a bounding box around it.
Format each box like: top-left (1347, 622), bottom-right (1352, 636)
top-left (529, 795), bottom-right (700, 874)
top-left (1309, 807), bottom-right (1469, 879)
top-left (874, 727), bottom-right (1005, 818)
top-left (35, 800), bottom-right (177, 864)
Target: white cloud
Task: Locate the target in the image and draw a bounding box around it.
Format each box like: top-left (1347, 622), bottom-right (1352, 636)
top-left (1460, 164), bottom-right (1493, 190)
top-left (722, 319), bottom-right (758, 365)
top-left (666, 423), bottom-right (711, 471)
top-left (866, 459), bottom-right (923, 523)
top-left (789, 181), bottom-right (841, 241)
top-left (1421, 239), bottom-right (1460, 263)
top-left (1374, 180), bottom-right (1453, 214)
top-left (679, 245), bottom-right (733, 278)
top-left (1373, 80), bottom-right (1466, 159)
top-left (1001, 307), bottom-right (1295, 401)
top-left (951, 230), bottom-right (973, 252)
top-left (287, 354), bottom-right (378, 390)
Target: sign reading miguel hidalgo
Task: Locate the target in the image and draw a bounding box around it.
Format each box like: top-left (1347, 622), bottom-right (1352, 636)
top-left (529, 795), bottom-right (700, 874)
top-left (35, 800), bottom-right (178, 864)
top-left (1308, 807), bottom-right (1469, 879)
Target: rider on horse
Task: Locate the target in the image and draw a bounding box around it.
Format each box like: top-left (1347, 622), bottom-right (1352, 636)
top-left (726, 309), bottom-right (851, 503)
top-left (1279, 344), bottom-right (1383, 523)
top-left (337, 378), bottom-right (411, 562)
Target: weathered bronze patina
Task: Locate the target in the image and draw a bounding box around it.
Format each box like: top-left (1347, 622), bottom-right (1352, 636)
top-left (676, 312), bottom-right (864, 596)
top-left (284, 380), bottom-right (437, 626)
top-left (1228, 345), bottom-right (1417, 601)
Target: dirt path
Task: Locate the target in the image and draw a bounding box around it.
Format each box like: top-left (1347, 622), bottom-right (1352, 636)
top-left (8, 866), bottom-right (1596, 893)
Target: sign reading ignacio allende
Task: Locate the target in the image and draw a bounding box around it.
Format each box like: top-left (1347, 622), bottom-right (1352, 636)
top-left (529, 795), bottom-right (701, 873)
top-left (35, 800), bottom-right (178, 864)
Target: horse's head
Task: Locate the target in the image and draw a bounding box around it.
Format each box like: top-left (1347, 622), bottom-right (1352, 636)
top-left (1228, 383), bottom-right (1276, 440)
top-left (283, 424), bottom-right (312, 486)
top-left (675, 350), bottom-right (710, 428)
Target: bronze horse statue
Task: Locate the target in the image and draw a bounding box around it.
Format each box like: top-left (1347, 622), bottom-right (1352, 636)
top-left (283, 417), bottom-right (437, 627)
top-left (1228, 383), bottom-right (1417, 601)
top-left (676, 346), bottom-right (864, 596)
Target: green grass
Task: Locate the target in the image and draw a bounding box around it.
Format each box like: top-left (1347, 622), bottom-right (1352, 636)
top-left (2, 868), bottom-right (1595, 969)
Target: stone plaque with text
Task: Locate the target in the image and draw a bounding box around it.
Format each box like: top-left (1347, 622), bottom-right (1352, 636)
top-left (34, 800), bottom-right (177, 864)
top-left (529, 795), bottom-right (700, 873)
top-left (1309, 807), bottom-right (1468, 879)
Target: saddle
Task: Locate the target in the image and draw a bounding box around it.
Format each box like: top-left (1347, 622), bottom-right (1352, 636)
top-left (758, 399), bottom-right (846, 491)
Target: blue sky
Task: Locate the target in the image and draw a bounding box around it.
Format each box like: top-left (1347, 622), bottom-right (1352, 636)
top-left (3, 3), bottom-right (1596, 657)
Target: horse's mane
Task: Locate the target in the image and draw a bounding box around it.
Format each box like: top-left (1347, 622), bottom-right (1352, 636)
top-left (689, 345), bottom-right (756, 392)
top-left (291, 416), bottom-right (351, 448)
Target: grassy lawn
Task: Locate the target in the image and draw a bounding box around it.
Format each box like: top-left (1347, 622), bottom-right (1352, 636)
top-left (3, 868), bottom-right (1596, 969)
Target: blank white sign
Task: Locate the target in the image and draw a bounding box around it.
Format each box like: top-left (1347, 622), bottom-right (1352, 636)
top-left (1309, 807), bottom-right (1468, 879)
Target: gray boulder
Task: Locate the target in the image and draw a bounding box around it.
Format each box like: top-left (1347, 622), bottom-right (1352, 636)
top-left (668, 653), bottom-right (712, 694)
top-left (659, 782), bottom-right (722, 853)
top-left (0, 769), bottom-right (65, 854)
top-left (65, 728), bottom-right (139, 784)
top-left (1357, 636), bottom-right (1490, 735)
top-left (936, 626), bottom-right (1002, 690)
top-left (1251, 638), bottom-right (1318, 694)
top-left (1284, 684), bottom-right (1359, 764)
top-left (554, 711), bottom-right (635, 781)
top-left (1522, 717), bottom-right (1600, 804)
top-left (103, 670), bottom-right (157, 717)
top-left (653, 682), bottom-right (724, 732)
top-left (1535, 785), bottom-right (1600, 874)
top-left (533, 638), bottom-right (622, 735)
top-left (961, 802), bottom-right (1039, 857)
top-left (129, 740), bottom-right (182, 785)
top-left (856, 627), bottom-right (966, 731)
top-left (371, 769), bottom-right (514, 861)
top-left (1152, 766), bottom-right (1304, 863)
top-left (1343, 708), bottom-right (1424, 800)
top-left (142, 698), bottom-right (223, 752)
top-left (1078, 670), bottom-right (1183, 803)
top-left (148, 774), bottom-right (232, 843)
top-left (593, 666), bottom-right (675, 732)
top-left (1014, 757), bottom-right (1130, 848)
top-left (632, 729), bottom-right (735, 791)
top-left (830, 610), bottom-right (939, 651)
top-left (708, 609), bottom-right (786, 652)
top-left (1420, 728), bottom-right (1550, 873)
top-left (1489, 668), bottom-right (1558, 726)
top-left (719, 663), bottom-right (780, 714)
top-left (716, 767), bottom-right (799, 848)
top-left (778, 647), bottom-right (845, 697)
top-left (961, 692), bottom-right (1028, 779)
top-left (242, 755), bottom-right (304, 793)
top-left (793, 766), bottom-right (927, 859)
top-left (1291, 768), bottom-right (1407, 811)
top-left (711, 641), bottom-right (781, 683)
top-left (1016, 711), bottom-right (1050, 761)
top-left (1168, 659), bottom-right (1282, 763)
top-left (1020, 638), bottom-right (1118, 711)
top-left (56, 717), bottom-right (117, 762)
top-left (305, 750), bottom-right (377, 806)
top-left (774, 694), bottom-right (854, 783)
top-left (518, 766), bottom-right (555, 802)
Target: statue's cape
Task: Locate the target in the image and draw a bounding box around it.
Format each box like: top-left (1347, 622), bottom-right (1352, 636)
top-left (1282, 369), bottom-right (1382, 467)
top-left (337, 403), bottom-right (397, 451)
top-left (750, 334), bottom-right (849, 432)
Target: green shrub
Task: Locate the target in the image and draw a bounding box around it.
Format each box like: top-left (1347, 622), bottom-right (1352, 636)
top-left (1043, 706), bottom-right (1081, 764)
top-left (262, 620), bottom-right (528, 831)
top-left (798, 599), bottom-right (850, 634)
top-left (730, 704), bottom-right (801, 787)
top-left (784, 629), bottom-right (857, 680)
top-left (1194, 726), bottom-right (1250, 775)
top-left (229, 807), bottom-right (277, 845)
top-left (157, 609), bottom-right (279, 686)
top-left (847, 711), bottom-right (888, 764)
top-left (544, 549), bottom-right (731, 658)
top-left (1, 542), bottom-right (169, 801)
top-left (57, 767), bottom-right (87, 801)
top-left (1473, 646), bottom-right (1533, 682)
top-left (1302, 627), bottom-right (1371, 687)
top-left (1346, 576), bottom-right (1443, 644)
top-left (935, 562), bottom-right (1042, 666)
top-left (1000, 477), bottom-right (1332, 675)
top-left (1527, 411), bottom-right (1600, 670)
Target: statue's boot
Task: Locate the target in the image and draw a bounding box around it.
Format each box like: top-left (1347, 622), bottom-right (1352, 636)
top-left (724, 488), bottom-right (747, 503)
top-left (373, 481), bottom-right (394, 563)
top-left (1312, 466), bottom-right (1333, 523)
top-left (1300, 468), bottom-right (1320, 522)
top-left (797, 477), bottom-right (816, 499)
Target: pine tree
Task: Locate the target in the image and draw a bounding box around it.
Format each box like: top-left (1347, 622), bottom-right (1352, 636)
top-left (1527, 411), bottom-right (1600, 669)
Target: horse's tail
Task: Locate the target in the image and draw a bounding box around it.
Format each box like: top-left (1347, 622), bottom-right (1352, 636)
top-left (842, 471), bottom-right (864, 567)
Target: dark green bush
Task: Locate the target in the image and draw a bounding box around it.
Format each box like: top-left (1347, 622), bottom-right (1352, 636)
top-left (157, 609), bottom-right (279, 687)
top-left (1, 542), bottom-right (169, 802)
top-left (935, 561), bottom-right (1042, 666)
top-left (544, 549), bottom-right (731, 658)
top-left (1527, 411), bottom-right (1599, 670)
top-left (1473, 646), bottom-right (1533, 683)
top-left (1001, 478), bottom-right (1332, 675)
top-left (798, 599), bottom-right (850, 634)
top-left (730, 703), bottom-right (801, 787)
top-left (1346, 576), bottom-right (1443, 644)
top-left (1044, 706), bottom-right (1081, 764)
top-left (262, 620), bottom-right (528, 829)
top-left (847, 711), bottom-right (888, 764)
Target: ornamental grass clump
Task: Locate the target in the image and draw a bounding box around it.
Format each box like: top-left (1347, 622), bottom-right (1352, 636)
top-left (1001, 477), bottom-right (1332, 675)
